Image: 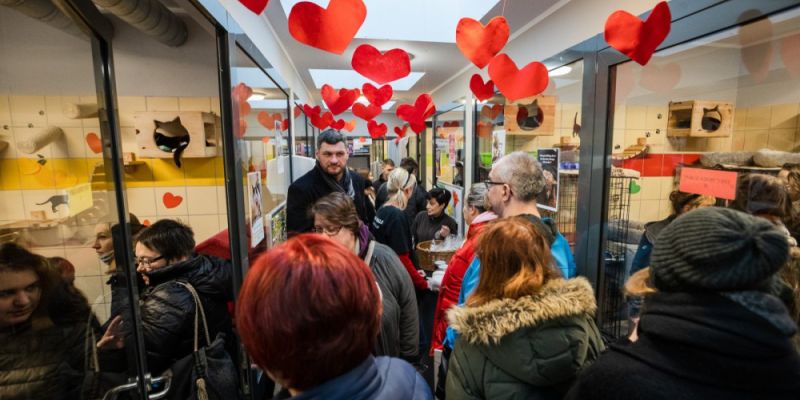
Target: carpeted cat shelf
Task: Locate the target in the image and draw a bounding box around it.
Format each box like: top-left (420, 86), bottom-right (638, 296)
top-left (17, 126), bottom-right (63, 154)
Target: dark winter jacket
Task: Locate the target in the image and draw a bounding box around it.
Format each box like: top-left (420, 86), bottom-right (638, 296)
top-left (287, 164), bottom-right (375, 236)
top-left (0, 319), bottom-right (87, 400)
top-left (566, 291), bottom-right (800, 400)
top-left (446, 278), bottom-right (604, 400)
top-left (127, 254), bottom-right (234, 374)
top-left (363, 240), bottom-right (420, 361)
top-left (274, 356), bottom-right (432, 400)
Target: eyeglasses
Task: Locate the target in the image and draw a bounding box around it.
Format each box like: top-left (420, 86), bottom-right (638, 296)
top-left (135, 255), bottom-right (164, 267)
top-left (483, 180), bottom-right (506, 189)
top-left (313, 225), bottom-right (343, 236)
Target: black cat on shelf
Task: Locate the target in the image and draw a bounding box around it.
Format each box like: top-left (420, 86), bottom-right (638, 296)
top-left (153, 117), bottom-right (190, 167)
top-left (516, 98), bottom-right (544, 130)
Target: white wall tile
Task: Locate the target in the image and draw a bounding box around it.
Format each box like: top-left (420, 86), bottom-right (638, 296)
top-left (10, 96), bottom-right (47, 128)
top-left (186, 186), bottom-right (219, 215)
top-left (188, 215), bottom-right (220, 243)
top-left (179, 97), bottom-right (212, 112)
top-left (117, 96), bottom-right (146, 128)
top-left (0, 190), bottom-right (25, 220)
top-left (146, 97), bottom-right (179, 112)
top-left (126, 187), bottom-right (158, 217)
top-left (65, 246), bottom-right (103, 277)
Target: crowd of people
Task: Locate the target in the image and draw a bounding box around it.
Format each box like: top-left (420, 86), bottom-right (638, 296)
top-left (2, 128), bottom-right (800, 399)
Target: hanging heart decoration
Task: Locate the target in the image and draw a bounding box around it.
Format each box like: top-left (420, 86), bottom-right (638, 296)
top-left (352, 102), bottom-right (382, 121)
top-left (394, 138), bottom-right (401, 145)
top-left (232, 83), bottom-right (253, 105)
top-left (302, 104), bottom-right (321, 118)
top-left (288, 0), bottom-right (367, 54)
top-left (456, 16), bottom-right (510, 69)
top-left (394, 125), bottom-right (408, 138)
top-left (352, 44), bottom-right (411, 84)
top-left (470, 74), bottom-right (495, 101)
top-left (344, 119), bottom-right (357, 132)
top-left (281, 119), bottom-right (290, 131)
top-left (311, 111), bottom-right (334, 130)
top-left (367, 120), bottom-right (388, 139)
top-left (476, 121), bottom-right (493, 137)
top-left (85, 132), bottom-right (102, 154)
top-left (321, 84), bottom-right (360, 115)
top-left (293, 106), bottom-right (302, 119)
top-left (362, 83), bottom-right (393, 107)
top-left (238, 118), bottom-right (248, 138)
top-left (480, 104), bottom-right (503, 121)
top-left (396, 93), bottom-right (436, 134)
top-left (604, 1), bottom-right (671, 66)
top-left (257, 111), bottom-right (275, 129)
top-left (162, 192), bottom-right (183, 209)
top-left (239, 0), bottom-right (269, 15)
top-left (330, 119), bottom-right (346, 130)
top-left (240, 102), bottom-right (252, 116)
top-left (488, 54), bottom-right (549, 101)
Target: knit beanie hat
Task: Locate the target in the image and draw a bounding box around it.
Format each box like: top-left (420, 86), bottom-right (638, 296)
top-left (651, 207), bottom-right (789, 292)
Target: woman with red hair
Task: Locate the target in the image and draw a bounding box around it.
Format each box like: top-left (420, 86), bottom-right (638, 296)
top-left (236, 234), bottom-right (432, 399)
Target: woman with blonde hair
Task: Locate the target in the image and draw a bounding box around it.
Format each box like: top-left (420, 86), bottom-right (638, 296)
top-left (446, 217), bottom-right (604, 399)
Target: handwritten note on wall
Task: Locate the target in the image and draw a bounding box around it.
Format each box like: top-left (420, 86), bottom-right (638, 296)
top-left (679, 168), bottom-right (738, 200)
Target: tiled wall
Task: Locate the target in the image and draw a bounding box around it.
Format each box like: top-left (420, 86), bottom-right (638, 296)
top-left (0, 94), bottom-right (226, 322)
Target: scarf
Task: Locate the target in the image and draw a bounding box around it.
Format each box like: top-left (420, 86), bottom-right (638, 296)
top-left (316, 161), bottom-right (355, 199)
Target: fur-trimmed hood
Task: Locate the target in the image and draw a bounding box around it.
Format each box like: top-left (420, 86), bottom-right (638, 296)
top-left (448, 277), bottom-right (597, 346)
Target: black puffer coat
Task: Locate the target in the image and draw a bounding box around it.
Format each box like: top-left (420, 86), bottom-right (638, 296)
top-left (132, 254), bottom-right (234, 374)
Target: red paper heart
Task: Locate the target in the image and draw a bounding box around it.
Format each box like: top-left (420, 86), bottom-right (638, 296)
top-left (321, 84), bottom-right (360, 115)
top-left (394, 125), bottom-right (408, 138)
top-left (303, 104), bottom-right (321, 118)
top-left (352, 102), bottom-right (382, 121)
top-left (352, 44), bottom-right (411, 84)
top-left (362, 83), bottom-right (393, 107)
top-left (239, 0), bottom-right (269, 15)
top-left (162, 192), bottom-right (183, 209)
top-left (281, 119), bottom-right (290, 131)
top-left (237, 118), bottom-right (248, 138)
top-left (257, 111), bottom-right (275, 129)
top-left (288, 0), bottom-right (366, 54)
top-left (396, 94), bottom-right (436, 134)
top-left (86, 132), bottom-right (102, 154)
top-left (470, 74), bottom-right (495, 101)
top-left (272, 113), bottom-right (283, 125)
top-left (480, 104), bottom-right (502, 121)
top-left (477, 121), bottom-right (493, 137)
top-left (488, 54), bottom-right (549, 101)
top-left (639, 62), bottom-right (681, 93)
top-left (311, 111), bottom-right (334, 130)
top-left (782, 34), bottom-right (800, 79)
top-left (232, 83), bottom-right (253, 104)
top-left (293, 106), bottom-right (301, 119)
top-left (239, 101), bottom-right (252, 116)
top-left (330, 119), bottom-right (346, 130)
top-left (604, 1), bottom-right (671, 66)
top-left (456, 16), bottom-right (510, 69)
top-left (367, 120), bottom-right (387, 139)
top-left (344, 119), bottom-right (357, 132)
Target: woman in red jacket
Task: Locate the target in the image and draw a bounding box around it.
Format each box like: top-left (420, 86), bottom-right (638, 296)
top-left (430, 183), bottom-right (497, 354)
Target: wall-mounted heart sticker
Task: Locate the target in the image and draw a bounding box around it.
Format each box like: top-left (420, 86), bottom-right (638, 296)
top-left (456, 16), bottom-right (510, 69)
top-left (321, 84), bottom-right (360, 115)
top-left (352, 102), bottom-right (381, 121)
top-left (281, 119), bottom-right (290, 131)
top-left (238, 118), bottom-right (248, 138)
top-left (303, 104), bottom-right (321, 118)
top-left (488, 54), bottom-right (549, 101)
top-left (330, 119), bottom-right (346, 130)
top-left (162, 192), bottom-right (183, 209)
top-left (362, 83), bottom-right (393, 107)
top-left (394, 125), bottom-right (408, 138)
top-left (396, 93), bottom-right (436, 134)
top-left (480, 104), bottom-right (503, 121)
top-left (367, 120), bottom-right (387, 139)
top-left (629, 180), bottom-right (641, 194)
top-left (604, 1), bottom-right (671, 66)
top-left (293, 106), bottom-right (302, 119)
top-left (311, 111), bottom-right (334, 130)
top-left (639, 62), bottom-right (681, 93)
top-left (239, 0), bottom-right (269, 15)
top-left (344, 119), bottom-right (357, 132)
top-left (470, 74), bottom-right (495, 101)
top-left (257, 111), bottom-right (275, 129)
top-left (288, 0), bottom-right (366, 54)
top-left (85, 132), bottom-right (102, 154)
top-left (352, 44), bottom-right (411, 84)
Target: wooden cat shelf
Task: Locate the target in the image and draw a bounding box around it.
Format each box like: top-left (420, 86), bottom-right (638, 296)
top-left (667, 100), bottom-right (733, 138)
top-left (134, 111), bottom-right (220, 165)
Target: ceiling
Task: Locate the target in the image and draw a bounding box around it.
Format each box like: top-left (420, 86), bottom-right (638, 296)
top-left (263, 0), bottom-right (564, 113)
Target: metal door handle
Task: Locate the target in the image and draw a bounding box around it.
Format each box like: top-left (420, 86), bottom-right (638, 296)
top-left (147, 374), bottom-right (171, 400)
top-left (101, 373), bottom-right (172, 400)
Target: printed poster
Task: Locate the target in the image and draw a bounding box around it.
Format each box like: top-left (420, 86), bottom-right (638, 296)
top-left (536, 148), bottom-right (560, 212)
top-left (438, 182), bottom-right (465, 237)
top-left (491, 129), bottom-right (506, 163)
top-left (247, 171), bottom-right (265, 248)
top-left (448, 132), bottom-right (456, 167)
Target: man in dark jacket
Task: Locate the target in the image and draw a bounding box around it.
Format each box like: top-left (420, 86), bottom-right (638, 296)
top-left (287, 129), bottom-right (375, 236)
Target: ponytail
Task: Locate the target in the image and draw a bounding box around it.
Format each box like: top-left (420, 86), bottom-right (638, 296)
top-left (386, 168), bottom-right (415, 210)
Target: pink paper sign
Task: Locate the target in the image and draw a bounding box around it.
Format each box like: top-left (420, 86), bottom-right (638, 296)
top-left (679, 167), bottom-right (738, 200)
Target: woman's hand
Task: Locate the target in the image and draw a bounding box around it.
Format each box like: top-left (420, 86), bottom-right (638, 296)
top-left (97, 316), bottom-right (125, 349)
top-left (438, 225), bottom-right (451, 239)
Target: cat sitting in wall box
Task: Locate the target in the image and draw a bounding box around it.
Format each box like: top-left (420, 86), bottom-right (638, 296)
top-left (152, 117), bottom-right (190, 168)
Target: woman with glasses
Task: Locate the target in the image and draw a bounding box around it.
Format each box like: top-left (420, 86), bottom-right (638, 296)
top-left (97, 219), bottom-right (235, 378)
top-left (371, 168), bottom-right (431, 291)
top-left (311, 192), bottom-right (419, 361)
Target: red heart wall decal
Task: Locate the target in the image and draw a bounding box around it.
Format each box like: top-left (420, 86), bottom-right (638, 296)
top-left (604, 1), bottom-right (671, 66)
top-left (396, 93), bottom-right (436, 134)
top-left (362, 83), bottom-right (393, 107)
top-left (86, 132), bottom-right (102, 154)
top-left (344, 120), bottom-right (357, 132)
top-left (352, 44), bottom-right (411, 84)
top-left (311, 111), bottom-right (334, 130)
top-left (456, 16), bottom-right (510, 69)
top-left (239, 0), bottom-right (269, 15)
top-left (352, 102), bottom-right (382, 121)
top-left (293, 106), bottom-right (301, 119)
top-left (488, 54), bottom-right (549, 101)
top-left (321, 84), bottom-right (360, 115)
top-left (330, 119), bottom-right (346, 130)
top-left (469, 74), bottom-right (495, 101)
top-left (394, 125), bottom-right (408, 138)
top-left (162, 192), bottom-right (183, 209)
top-left (367, 120), bottom-right (388, 139)
top-left (303, 104), bottom-right (321, 118)
top-left (288, 0), bottom-right (366, 54)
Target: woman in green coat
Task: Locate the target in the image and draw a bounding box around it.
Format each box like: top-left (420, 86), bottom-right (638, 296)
top-left (445, 216), bottom-right (604, 399)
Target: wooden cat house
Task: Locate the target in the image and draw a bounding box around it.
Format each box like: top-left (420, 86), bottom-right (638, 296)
top-left (504, 95), bottom-right (556, 136)
top-left (134, 111), bottom-right (220, 163)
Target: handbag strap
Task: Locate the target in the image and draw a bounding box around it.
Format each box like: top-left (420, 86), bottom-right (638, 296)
top-left (363, 240), bottom-right (376, 265)
top-left (174, 281), bottom-right (211, 351)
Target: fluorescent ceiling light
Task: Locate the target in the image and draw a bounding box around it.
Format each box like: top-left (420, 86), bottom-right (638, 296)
top-left (309, 69), bottom-right (425, 91)
top-left (549, 66), bottom-right (572, 77)
top-left (248, 93), bottom-right (266, 101)
top-left (279, 0), bottom-right (499, 43)
top-left (249, 99), bottom-right (288, 110)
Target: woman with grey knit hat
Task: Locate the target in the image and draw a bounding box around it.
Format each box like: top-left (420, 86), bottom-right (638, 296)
top-left (565, 207), bottom-right (800, 400)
